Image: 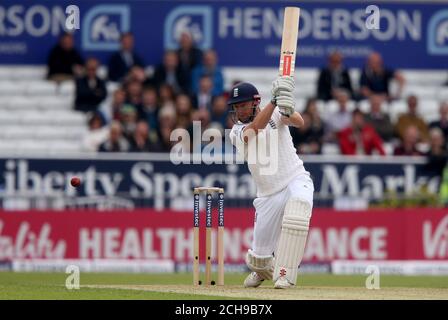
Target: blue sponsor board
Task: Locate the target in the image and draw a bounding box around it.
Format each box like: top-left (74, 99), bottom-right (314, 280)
top-left (0, 155), bottom-right (440, 209)
top-left (0, 1), bottom-right (447, 69)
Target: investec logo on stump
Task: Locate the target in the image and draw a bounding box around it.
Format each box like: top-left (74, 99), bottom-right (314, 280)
top-left (169, 121), bottom-right (279, 176)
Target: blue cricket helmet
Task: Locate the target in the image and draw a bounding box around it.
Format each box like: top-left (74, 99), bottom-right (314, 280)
top-left (227, 82), bottom-right (261, 123)
top-left (227, 82), bottom-right (261, 105)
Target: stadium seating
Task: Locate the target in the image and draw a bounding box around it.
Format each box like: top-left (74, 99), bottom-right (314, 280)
top-left (0, 65), bottom-right (446, 155)
top-left (0, 66), bottom-right (87, 154)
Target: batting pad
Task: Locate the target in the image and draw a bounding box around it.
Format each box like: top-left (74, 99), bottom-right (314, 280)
top-left (273, 198), bottom-right (312, 285)
top-left (246, 249), bottom-right (274, 280)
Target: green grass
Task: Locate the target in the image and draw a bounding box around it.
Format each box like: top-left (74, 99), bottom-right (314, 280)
top-left (0, 272), bottom-right (245, 300)
top-left (0, 272), bottom-right (447, 300)
top-left (295, 274), bottom-right (448, 288)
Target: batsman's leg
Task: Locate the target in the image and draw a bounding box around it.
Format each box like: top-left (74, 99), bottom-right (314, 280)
top-left (244, 249), bottom-right (274, 288)
top-left (273, 197), bottom-right (312, 289)
top-left (245, 192), bottom-right (286, 288)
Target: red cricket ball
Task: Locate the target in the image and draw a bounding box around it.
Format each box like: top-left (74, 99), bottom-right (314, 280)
top-left (70, 176), bottom-right (81, 187)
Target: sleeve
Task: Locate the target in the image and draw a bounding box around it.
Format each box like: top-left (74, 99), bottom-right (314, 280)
top-left (74, 49), bottom-right (84, 65)
top-left (229, 124), bottom-right (246, 147)
top-left (134, 53), bottom-right (145, 67)
top-left (107, 53), bottom-right (119, 82)
top-left (359, 68), bottom-right (369, 87)
top-left (47, 47), bottom-right (57, 77)
top-left (271, 107), bottom-right (285, 127)
top-left (191, 67), bottom-right (201, 94)
top-left (372, 130), bottom-right (386, 155)
top-left (386, 68), bottom-right (395, 81)
top-left (97, 79), bottom-right (108, 102)
top-left (343, 70), bottom-right (354, 95)
top-left (151, 66), bottom-right (164, 88)
top-left (317, 69), bottom-right (330, 100)
top-left (338, 129), bottom-right (355, 155)
top-left (75, 78), bottom-right (89, 99)
top-left (212, 69), bottom-right (224, 96)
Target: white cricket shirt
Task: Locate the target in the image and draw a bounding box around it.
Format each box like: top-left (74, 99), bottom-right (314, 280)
top-left (229, 108), bottom-right (307, 197)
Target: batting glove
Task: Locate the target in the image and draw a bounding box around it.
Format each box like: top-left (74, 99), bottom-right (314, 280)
top-left (271, 76), bottom-right (295, 105)
top-left (276, 91), bottom-right (295, 117)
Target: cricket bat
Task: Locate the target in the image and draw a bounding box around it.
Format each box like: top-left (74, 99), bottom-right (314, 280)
top-left (279, 7), bottom-right (300, 77)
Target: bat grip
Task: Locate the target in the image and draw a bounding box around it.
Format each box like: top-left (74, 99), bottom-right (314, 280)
top-left (279, 110), bottom-right (290, 118)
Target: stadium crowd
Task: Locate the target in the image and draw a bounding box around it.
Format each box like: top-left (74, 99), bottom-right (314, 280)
top-left (46, 32), bottom-right (448, 171)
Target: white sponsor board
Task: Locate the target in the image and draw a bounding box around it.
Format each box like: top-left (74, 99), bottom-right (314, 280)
top-left (332, 260), bottom-right (448, 276)
top-left (12, 259), bottom-right (175, 273)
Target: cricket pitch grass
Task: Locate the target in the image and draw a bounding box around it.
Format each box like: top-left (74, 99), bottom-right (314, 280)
top-left (0, 272), bottom-right (447, 300)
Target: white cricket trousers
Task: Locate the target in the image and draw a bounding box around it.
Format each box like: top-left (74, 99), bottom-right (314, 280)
top-left (251, 173), bottom-right (314, 256)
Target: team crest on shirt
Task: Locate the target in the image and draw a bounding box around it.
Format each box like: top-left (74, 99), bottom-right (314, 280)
top-left (269, 119), bottom-right (276, 129)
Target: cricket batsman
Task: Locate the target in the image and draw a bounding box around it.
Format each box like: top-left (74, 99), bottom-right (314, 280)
top-left (228, 76), bottom-right (314, 289)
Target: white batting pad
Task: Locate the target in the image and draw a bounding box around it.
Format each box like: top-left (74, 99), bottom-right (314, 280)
top-left (245, 249), bottom-right (274, 280)
top-left (273, 198), bottom-right (312, 285)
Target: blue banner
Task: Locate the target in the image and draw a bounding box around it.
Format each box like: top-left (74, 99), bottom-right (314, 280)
top-left (0, 155), bottom-right (440, 210)
top-left (0, 1), bottom-right (447, 69)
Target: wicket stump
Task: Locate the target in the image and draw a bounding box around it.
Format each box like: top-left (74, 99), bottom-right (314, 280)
top-left (193, 187), bottom-right (224, 286)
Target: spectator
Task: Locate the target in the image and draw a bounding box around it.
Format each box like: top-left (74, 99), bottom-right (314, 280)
top-left (393, 125), bottom-right (424, 156)
top-left (188, 109), bottom-right (211, 149)
top-left (74, 58), bottom-right (107, 113)
top-left (47, 32), bottom-right (84, 81)
top-left (158, 105), bottom-right (177, 131)
top-left (177, 31), bottom-right (203, 90)
top-left (426, 127), bottom-right (447, 176)
top-left (82, 112), bottom-right (109, 152)
top-left (139, 86), bottom-right (160, 131)
top-left (108, 32), bottom-right (144, 82)
top-left (191, 50), bottom-right (224, 96)
top-left (290, 98), bottom-right (324, 154)
top-left (159, 83), bottom-right (176, 109)
top-left (125, 65), bottom-right (147, 84)
top-left (192, 75), bottom-right (214, 111)
top-left (338, 109), bottom-right (386, 155)
top-left (225, 111), bottom-right (235, 129)
top-left (365, 94), bottom-right (394, 142)
top-left (175, 94), bottom-right (193, 129)
top-left (429, 102), bottom-right (448, 138)
top-left (125, 79), bottom-right (143, 106)
top-left (324, 91), bottom-right (352, 142)
top-left (99, 121), bottom-right (130, 152)
top-left (396, 95), bottom-right (429, 142)
top-left (359, 52), bottom-right (405, 100)
top-left (129, 121), bottom-right (160, 152)
top-left (210, 95), bottom-right (228, 131)
top-left (111, 88), bottom-right (126, 121)
top-left (158, 124), bottom-right (175, 152)
top-left (192, 108), bottom-right (211, 129)
top-left (317, 51), bottom-right (353, 101)
top-left (148, 50), bottom-right (188, 94)
top-left (119, 104), bottom-right (138, 141)
top-left (158, 105), bottom-right (178, 152)
top-left (291, 113), bottom-right (312, 154)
